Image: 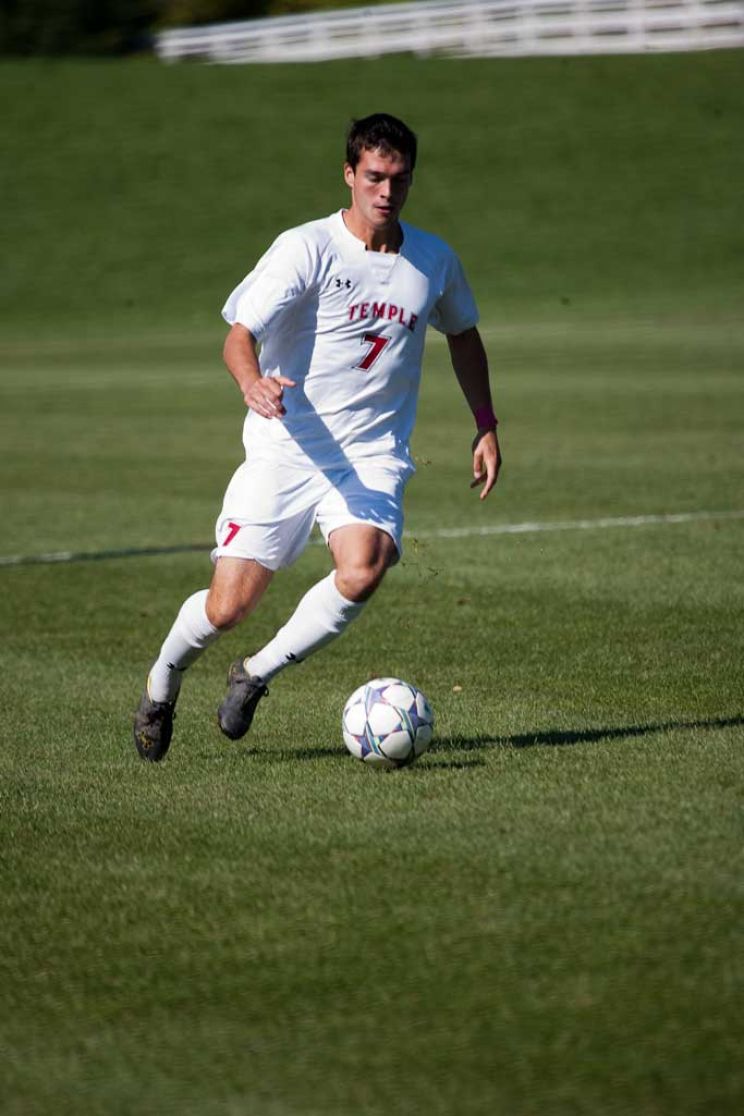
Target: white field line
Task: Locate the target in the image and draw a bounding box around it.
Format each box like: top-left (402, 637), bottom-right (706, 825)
top-left (408, 509), bottom-right (744, 540)
top-left (1, 510), bottom-right (742, 569)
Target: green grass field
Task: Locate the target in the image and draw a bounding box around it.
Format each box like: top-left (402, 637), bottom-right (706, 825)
top-left (1, 52), bottom-right (743, 1115)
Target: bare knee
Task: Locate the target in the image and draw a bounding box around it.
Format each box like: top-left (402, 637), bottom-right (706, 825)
top-left (205, 592), bottom-right (248, 631)
top-left (206, 558), bottom-right (273, 630)
top-left (331, 526), bottom-right (398, 603)
top-left (335, 556), bottom-right (391, 602)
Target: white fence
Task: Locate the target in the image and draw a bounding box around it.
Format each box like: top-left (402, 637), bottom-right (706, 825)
top-left (154, 0), bottom-right (744, 63)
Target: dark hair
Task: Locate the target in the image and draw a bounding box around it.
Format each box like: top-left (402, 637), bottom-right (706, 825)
top-left (346, 113), bottom-right (418, 171)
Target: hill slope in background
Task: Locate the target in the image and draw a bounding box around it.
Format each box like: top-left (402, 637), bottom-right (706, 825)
top-left (1, 52), bottom-right (743, 339)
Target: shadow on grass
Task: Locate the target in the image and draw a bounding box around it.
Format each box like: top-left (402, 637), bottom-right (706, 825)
top-left (249, 745), bottom-right (485, 769)
top-left (247, 714), bottom-right (742, 765)
top-left (438, 713), bottom-right (744, 754)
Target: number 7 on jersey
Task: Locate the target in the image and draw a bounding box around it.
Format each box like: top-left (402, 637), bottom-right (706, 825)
top-left (356, 332), bottom-right (390, 371)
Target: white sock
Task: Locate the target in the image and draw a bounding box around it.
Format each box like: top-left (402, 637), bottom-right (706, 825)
top-left (148, 589), bottom-right (220, 702)
top-left (247, 572), bottom-right (365, 683)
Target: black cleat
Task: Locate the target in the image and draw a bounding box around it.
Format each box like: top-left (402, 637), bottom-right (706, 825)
top-left (217, 658), bottom-right (268, 740)
top-left (133, 689), bottom-right (177, 762)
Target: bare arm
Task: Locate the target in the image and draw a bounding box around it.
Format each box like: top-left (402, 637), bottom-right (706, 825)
top-left (446, 326), bottom-right (502, 500)
top-left (222, 323), bottom-right (295, 419)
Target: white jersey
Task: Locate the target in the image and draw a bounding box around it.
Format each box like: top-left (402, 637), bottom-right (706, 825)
top-left (222, 210), bottom-right (478, 470)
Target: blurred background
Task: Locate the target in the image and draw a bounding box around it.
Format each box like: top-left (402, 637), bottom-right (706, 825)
top-left (0, 0), bottom-right (384, 55)
top-left (1, 2), bottom-right (742, 555)
top-left (1, 0), bottom-right (742, 554)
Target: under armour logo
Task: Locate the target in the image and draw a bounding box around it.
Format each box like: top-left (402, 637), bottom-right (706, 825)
top-left (335, 277), bottom-right (353, 290)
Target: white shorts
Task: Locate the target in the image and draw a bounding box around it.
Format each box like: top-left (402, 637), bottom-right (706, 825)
top-left (213, 454), bottom-right (414, 571)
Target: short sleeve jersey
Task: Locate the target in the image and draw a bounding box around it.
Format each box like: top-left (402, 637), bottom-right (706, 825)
top-left (222, 210), bottom-right (478, 469)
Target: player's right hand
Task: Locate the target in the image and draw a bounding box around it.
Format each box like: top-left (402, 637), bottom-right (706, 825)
top-left (243, 375), bottom-right (296, 419)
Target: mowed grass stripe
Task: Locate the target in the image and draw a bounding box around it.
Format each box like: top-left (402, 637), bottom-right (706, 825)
top-left (1, 509), bottom-right (742, 568)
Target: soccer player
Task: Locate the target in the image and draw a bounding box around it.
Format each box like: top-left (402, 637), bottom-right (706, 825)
top-left (133, 113), bottom-right (501, 761)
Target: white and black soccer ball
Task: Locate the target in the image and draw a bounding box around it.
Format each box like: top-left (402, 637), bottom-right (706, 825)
top-left (342, 677), bottom-right (434, 770)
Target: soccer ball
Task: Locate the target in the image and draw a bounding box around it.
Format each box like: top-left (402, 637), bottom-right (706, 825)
top-left (342, 677), bottom-right (434, 770)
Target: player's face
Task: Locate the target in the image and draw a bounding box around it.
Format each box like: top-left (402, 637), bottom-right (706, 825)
top-left (343, 147), bottom-right (412, 231)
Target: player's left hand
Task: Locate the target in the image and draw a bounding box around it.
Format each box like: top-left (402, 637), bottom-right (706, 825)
top-left (470, 429), bottom-right (501, 500)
